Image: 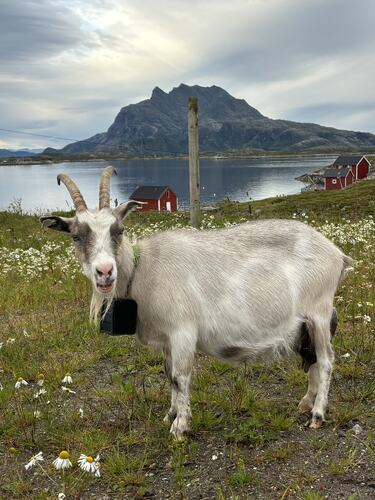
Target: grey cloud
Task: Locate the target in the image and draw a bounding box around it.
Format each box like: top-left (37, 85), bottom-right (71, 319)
top-left (0, 0), bottom-right (96, 64)
top-left (192, 0), bottom-right (375, 82)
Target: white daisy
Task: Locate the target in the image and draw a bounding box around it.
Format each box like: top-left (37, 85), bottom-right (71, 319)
top-left (77, 454), bottom-right (100, 477)
top-left (61, 386), bottom-right (76, 394)
top-left (25, 451), bottom-right (44, 470)
top-left (62, 373), bottom-right (73, 384)
top-left (53, 450), bottom-right (72, 470)
top-left (7, 338), bottom-right (15, 344)
top-left (15, 377), bottom-right (28, 389)
top-left (58, 494), bottom-right (66, 500)
top-left (34, 388), bottom-right (47, 399)
top-left (33, 410), bottom-right (41, 419)
top-left (78, 408), bottom-right (84, 418)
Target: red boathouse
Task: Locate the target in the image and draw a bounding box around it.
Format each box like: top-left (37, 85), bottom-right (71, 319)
top-left (129, 186), bottom-right (178, 212)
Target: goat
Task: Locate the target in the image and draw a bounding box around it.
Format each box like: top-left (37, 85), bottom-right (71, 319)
top-left (40, 167), bottom-right (352, 440)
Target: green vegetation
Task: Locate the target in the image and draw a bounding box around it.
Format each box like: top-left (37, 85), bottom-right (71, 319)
top-left (0, 180), bottom-right (374, 498)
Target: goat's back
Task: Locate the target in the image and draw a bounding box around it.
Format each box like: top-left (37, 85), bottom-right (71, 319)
top-left (132, 220), bottom-right (347, 356)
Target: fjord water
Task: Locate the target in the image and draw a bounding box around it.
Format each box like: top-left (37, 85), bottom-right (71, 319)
top-left (0, 156), bottom-right (333, 212)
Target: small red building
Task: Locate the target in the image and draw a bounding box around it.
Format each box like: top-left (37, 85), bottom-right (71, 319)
top-left (130, 186), bottom-right (178, 212)
top-left (333, 155), bottom-right (370, 180)
top-left (323, 167), bottom-right (354, 190)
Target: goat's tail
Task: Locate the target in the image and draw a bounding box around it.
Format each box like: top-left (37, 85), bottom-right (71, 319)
top-left (340, 254), bottom-right (354, 283)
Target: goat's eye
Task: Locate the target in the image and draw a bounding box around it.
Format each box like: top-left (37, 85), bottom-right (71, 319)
top-left (116, 228), bottom-right (124, 236)
top-left (72, 235), bottom-right (80, 242)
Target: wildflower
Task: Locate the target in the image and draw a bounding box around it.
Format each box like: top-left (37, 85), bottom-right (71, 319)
top-left (363, 315), bottom-right (371, 323)
top-left (78, 454), bottom-right (100, 476)
top-left (58, 494), bottom-right (66, 500)
top-left (23, 329), bottom-right (30, 338)
top-left (78, 408), bottom-right (84, 418)
top-left (34, 388), bottom-right (47, 399)
top-left (25, 451), bottom-right (44, 470)
top-left (8, 447), bottom-right (17, 454)
top-left (212, 454), bottom-right (218, 461)
top-left (62, 373), bottom-right (73, 384)
top-left (37, 374), bottom-right (44, 386)
top-left (15, 377), bottom-right (28, 389)
top-left (0, 382), bottom-right (3, 391)
top-left (7, 338), bottom-right (15, 344)
top-left (61, 386), bottom-right (76, 394)
top-left (53, 450), bottom-right (72, 470)
top-left (33, 410), bottom-right (41, 419)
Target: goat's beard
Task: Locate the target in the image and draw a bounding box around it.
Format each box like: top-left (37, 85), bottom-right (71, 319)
top-left (90, 285), bottom-right (116, 321)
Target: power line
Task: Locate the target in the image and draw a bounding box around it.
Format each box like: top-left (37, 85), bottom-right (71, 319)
top-left (0, 127), bottom-right (85, 143)
top-left (0, 126), bottom-right (190, 155)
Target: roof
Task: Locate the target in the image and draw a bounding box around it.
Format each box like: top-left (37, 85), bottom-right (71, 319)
top-left (323, 167), bottom-right (351, 178)
top-left (333, 155), bottom-right (364, 166)
top-left (130, 186), bottom-right (170, 200)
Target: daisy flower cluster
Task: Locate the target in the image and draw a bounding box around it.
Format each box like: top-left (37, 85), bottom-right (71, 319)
top-left (0, 241), bottom-right (80, 281)
top-left (318, 216), bottom-right (375, 247)
top-left (24, 449), bottom-right (101, 477)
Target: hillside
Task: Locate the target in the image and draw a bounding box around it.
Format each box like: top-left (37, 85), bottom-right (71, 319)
top-left (44, 84), bottom-right (375, 156)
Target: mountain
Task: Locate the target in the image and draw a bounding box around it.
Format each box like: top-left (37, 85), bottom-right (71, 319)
top-left (0, 149), bottom-right (37, 158)
top-left (43, 84), bottom-right (375, 155)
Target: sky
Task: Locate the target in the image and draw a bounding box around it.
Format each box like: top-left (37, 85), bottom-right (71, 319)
top-left (1, 0), bottom-right (375, 150)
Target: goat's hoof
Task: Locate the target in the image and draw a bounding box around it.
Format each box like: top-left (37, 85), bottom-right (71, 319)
top-left (298, 398), bottom-right (314, 414)
top-left (170, 418), bottom-right (190, 441)
top-left (308, 413), bottom-right (324, 429)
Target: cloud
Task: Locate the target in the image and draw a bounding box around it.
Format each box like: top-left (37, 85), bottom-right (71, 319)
top-left (1, 0), bottom-right (375, 149)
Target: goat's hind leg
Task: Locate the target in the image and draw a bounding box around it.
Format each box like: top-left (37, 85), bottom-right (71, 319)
top-left (163, 349), bottom-right (178, 424)
top-left (308, 315), bottom-right (334, 429)
top-left (298, 364), bottom-right (319, 414)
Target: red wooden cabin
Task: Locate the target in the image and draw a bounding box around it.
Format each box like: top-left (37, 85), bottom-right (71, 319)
top-left (333, 155), bottom-right (370, 180)
top-left (323, 167), bottom-right (354, 190)
top-left (129, 186), bottom-right (178, 212)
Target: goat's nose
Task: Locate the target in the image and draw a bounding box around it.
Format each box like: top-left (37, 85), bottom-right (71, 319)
top-left (96, 263), bottom-right (113, 279)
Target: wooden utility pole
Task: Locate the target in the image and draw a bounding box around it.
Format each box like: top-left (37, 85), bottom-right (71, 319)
top-left (188, 96), bottom-right (200, 228)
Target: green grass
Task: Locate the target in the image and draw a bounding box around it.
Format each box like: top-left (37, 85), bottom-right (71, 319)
top-left (0, 179), bottom-right (374, 498)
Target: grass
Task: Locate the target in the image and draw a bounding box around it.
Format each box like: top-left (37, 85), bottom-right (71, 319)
top-left (0, 179), bottom-right (374, 498)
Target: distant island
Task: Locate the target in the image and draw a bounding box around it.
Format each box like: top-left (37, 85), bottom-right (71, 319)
top-left (40, 84), bottom-right (375, 157)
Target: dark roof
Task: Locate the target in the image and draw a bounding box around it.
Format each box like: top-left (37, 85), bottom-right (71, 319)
top-left (333, 155), bottom-right (364, 166)
top-left (323, 167), bottom-right (351, 178)
top-left (130, 186), bottom-right (169, 200)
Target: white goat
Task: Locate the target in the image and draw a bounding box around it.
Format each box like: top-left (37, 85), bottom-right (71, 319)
top-left (41, 167), bottom-right (352, 440)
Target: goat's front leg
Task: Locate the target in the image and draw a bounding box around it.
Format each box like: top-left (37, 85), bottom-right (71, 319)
top-left (163, 330), bottom-right (196, 441)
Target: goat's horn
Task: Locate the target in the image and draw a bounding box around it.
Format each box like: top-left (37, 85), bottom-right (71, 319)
top-left (57, 174), bottom-right (87, 212)
top-left (99, 166), bottom-right (117, 209)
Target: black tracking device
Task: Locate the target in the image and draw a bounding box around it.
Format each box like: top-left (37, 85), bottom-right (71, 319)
top-left (100, 299), bottom-right (137, 336)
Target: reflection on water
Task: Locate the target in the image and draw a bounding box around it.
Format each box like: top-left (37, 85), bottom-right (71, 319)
top-left (0, 156), bottom-right (333, 211)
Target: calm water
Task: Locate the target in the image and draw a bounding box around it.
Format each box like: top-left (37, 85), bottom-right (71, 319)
top-left (0, 156), bottom-right (333, 212)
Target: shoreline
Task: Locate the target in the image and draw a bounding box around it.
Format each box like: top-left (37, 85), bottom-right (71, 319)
top-left (0, 152), bottom-right (339, 166)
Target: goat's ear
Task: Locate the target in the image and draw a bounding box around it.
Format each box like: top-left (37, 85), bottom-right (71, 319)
top-left (113, 200), bottom-right (145, 220)
top-left (40, 215), bottom-right (72, 233)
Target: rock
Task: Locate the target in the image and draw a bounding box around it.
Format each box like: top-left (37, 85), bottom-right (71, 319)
top-left (352, 424), bottom-right (363, 435)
